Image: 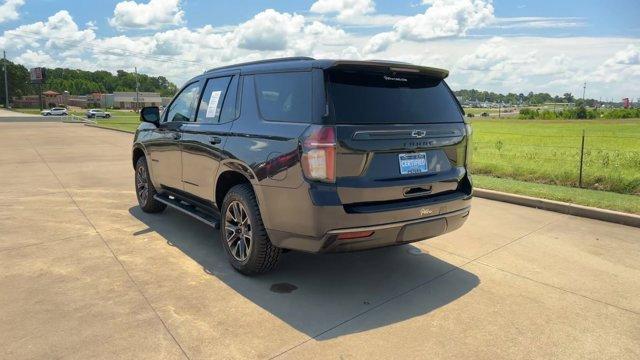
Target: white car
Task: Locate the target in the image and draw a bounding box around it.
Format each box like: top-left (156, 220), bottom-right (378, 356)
top-left (41, 107), bottom-right (68, 116)
top-left (86, 109), bottom-right (111, 118)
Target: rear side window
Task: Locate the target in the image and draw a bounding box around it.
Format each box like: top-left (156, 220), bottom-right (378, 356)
top-left (220, 76), bottom-right (240, 122)
top-left (197, 77), bottom-right (231, 123)
top-left (255, 72), bottom-right (311, 123)
top-left (326, 69), bottom-right (463, 124)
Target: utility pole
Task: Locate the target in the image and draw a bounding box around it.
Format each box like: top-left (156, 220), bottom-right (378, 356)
top-left (582, 82), bottom-right (586, 101)
top-left (2, 50), bottom-right (8, 109)
top-left (134, 67), bottom-right (139, 112)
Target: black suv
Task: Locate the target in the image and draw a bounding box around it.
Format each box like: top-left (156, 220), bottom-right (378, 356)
top-left (132, 57), bottom-right (472, 275)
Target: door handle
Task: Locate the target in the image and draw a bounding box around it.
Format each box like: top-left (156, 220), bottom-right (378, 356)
top-left (209, 136), bottom-right (222, 145)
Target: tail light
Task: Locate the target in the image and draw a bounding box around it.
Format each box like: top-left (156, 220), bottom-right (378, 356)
top-left (300, 125), bottom-right (336, 183)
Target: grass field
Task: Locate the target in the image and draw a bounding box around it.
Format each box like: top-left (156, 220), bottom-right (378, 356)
top-left (470, 118), bottom-right (640, 195)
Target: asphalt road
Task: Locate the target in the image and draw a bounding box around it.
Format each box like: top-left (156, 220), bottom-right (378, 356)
top-left (1, 122), bottom-right (639, 359)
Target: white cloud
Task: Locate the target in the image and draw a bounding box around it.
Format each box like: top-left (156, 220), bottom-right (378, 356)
top-left (363, 31), bottom-right (396, 53)
top-left (303, 21), bottom-right (347, 45)
top-left (310, 0), bottom-right (375, 20)
top-left (456, 37), bottom-right (536, 86)
top-left (606, 44), bottom-right (640, 66)
top-left (591, 44), bottom-right (640, 83)
top-left (1, 10), bottom-right (95, 54)
top-left (109, 0), bottom-right (184, 30)
top-left (365, 0), bottom-right (494, 53)
top-left (0, 0), bottom-right (24, 23)
top-left (398, 0), bottom-right (494, 40)
top-left (309, 0), bottom-right (404, 27)
top-left (491, 16), bottom-right (586, 29)
top-left (234, 9), bottom-right (305, 51)
top-left (13, 49), bottom-right (54, 67)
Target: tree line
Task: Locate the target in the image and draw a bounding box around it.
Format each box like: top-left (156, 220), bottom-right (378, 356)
top-left (0, 60), bottom-right (178, 105)
top-left (0, 58), bottom-right (609, 108)
top-left (454, 89), bottom-right (601, 107)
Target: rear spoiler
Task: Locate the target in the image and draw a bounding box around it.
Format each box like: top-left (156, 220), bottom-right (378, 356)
top-left (324, 60), bottom-right (449, 80)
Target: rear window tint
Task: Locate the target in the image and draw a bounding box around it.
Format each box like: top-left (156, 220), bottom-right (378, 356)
top-left (326, 69), bottom-right (463, 124)
top-left (254, 72), bottom-right (311, 123)
top-left (197, 76), bottom-right (231, 123)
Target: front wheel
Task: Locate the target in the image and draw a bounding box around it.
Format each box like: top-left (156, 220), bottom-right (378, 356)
top-left (105, 114), bottom-right (111, 118)
top-left (221, 184), bottom-right (280, 275)
top-left (135, 156), bottom-right (166, 213)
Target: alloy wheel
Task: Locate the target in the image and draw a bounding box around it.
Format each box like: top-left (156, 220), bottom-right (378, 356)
top-left (136, 164), bottom-right (148, 205)
top-left (224, 201), bottom-right (252, 261)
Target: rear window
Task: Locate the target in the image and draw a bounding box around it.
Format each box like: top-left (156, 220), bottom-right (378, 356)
top-left (326, 69), bottom-right (463, 124)
top-left (254, 72), bottom-right (311, 123)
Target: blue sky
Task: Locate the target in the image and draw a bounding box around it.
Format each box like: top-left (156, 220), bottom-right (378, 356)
top-left (15, 0), bottom-right (640, 37)
top-left (1, 0), bottom-right (639, 99)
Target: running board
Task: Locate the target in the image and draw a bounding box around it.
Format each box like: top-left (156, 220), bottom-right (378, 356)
top-left (154, 194), bottom-right (220, 229)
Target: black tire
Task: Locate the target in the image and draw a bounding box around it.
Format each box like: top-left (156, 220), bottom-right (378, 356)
top-left (221, 183), bottom-right (281, 275)
top-left (135, 156), bottom-right (166, 213)
top-left (105, 114), bottom-right (111, 118)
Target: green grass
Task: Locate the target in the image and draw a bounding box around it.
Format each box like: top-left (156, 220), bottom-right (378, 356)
top-left (92, 120), bottom-right (138, 132)
top-left (92, 111), bottom-right (139, 132)
top-left (11, 108), bottom-right (42, 115)
top-left (470, 118), bottom-right (640, 195)
top-left (475, 175), bottom-right (640, 215)
top-left (12, 108), bottom-right (141, 131)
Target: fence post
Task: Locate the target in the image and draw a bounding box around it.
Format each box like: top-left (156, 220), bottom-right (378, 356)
top-left (578, 129), bottom-right (585, 188)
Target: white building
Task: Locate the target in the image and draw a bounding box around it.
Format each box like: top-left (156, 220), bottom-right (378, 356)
top-left (112, 92), bottom-right (162, 109)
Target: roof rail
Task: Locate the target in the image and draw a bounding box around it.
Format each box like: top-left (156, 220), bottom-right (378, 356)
top-left (204, 57), bottom-right (315, 73)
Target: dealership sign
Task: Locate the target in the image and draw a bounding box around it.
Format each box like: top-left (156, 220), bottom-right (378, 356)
top-left (30, 67), bottom-right (46, 84)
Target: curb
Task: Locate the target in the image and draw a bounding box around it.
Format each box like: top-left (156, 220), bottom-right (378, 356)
top-left (84, 123), bottom-right (135, 134)
top-left (474, 188), bottom-right (640, 228)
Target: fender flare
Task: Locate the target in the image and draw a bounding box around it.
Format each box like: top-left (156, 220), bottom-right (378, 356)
top-left (216, 159), bottom-right (271, 228)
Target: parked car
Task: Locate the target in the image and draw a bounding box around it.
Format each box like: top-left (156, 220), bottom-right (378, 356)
top-left (132, 57), bottom-right (473, 275)
top-left (41, 107), bottom-right (68, 116)
top-left (86, 109), bottom-right (111, 118)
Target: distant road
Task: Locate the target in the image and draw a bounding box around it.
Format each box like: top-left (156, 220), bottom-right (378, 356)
top-left (0, 108), bottom-right (61, 122)
top-left (0, 108), bottom-right (37, 117)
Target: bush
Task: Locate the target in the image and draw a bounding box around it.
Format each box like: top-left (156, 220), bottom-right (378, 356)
top-left (518, 108), bottom-right (537, 119)
top-left (466, 113), bottom-right (475, 117)
top-left (601, 108), bottom-right (640, 119)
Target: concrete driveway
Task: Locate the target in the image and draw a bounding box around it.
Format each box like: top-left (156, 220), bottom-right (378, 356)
top-left (1, 122), bottom-right (639, 360)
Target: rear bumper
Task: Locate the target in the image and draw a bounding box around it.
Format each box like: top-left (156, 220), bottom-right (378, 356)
top-left (264, 187), bottom-right (471, 253)
top-left (320, 206), bottom-right (470, 252)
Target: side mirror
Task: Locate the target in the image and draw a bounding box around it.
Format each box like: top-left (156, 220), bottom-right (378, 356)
top-left (140, 106), bottom-right (160, 125)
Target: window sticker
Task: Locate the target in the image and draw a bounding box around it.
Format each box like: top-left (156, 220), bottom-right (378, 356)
top-left (206, 90), bottom-right (222, 118)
